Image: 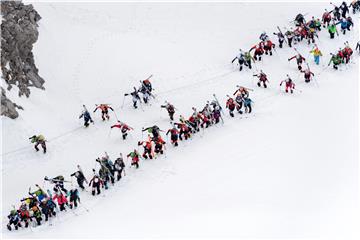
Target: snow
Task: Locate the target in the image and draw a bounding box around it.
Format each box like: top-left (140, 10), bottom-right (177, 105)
top-left (2, 1), bottom-right (359, 239)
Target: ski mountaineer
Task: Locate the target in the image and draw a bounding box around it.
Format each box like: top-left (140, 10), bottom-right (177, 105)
top-left (142, 125), bottom-right (161, 139)
top-left (93, 104), bottom-right (114, 121)
top-left (125, 87), bottom-right (142, 109)
top-left (234, 93), bottom-right (244, 114)
top-left (68, 189), bottom-right (80, 208)
top-left (110, 121), bottom-right (133, 140)
top-left (29, 184), bottom-right (48, 202)
top-left (166, 126), bottom-right (180, 147)
top-left (340, 1), bottom-right (349, 18)
top-left (114, 154), bottom-right (125, 181)
top-left (127, 150), bottom-right (141, 169)
top-left (71, 170), bottom-right (86, 190)
top-left (288, 53), bottom-right (306, 70)
top-left (300, 68), bottom-right (315, 83)
top-left (161, 101), bottom-right (176, 120)
top-left (233, 86), bottom-right (250, 98)
top-left (7, 209), bottom-right (21, 231)
top-left (356, 41), bottom-right (360, 53)
top-left (89, 171), bottom-right (103, 196)
top-left (249, 44), bottom-right (264, 61)
top-left (342, 44), bottom-right (353, 64)
top-left (231, 49), bottom-right (247, 71)
top-left (294, 13), bottom-right (306, 26)
top-left (39, 197), bottom-right (57, 221)
top-left (332, 4), bottom-right (341, 21)
top-left (280, 75), bottom-right (296, 94)
top-left (350, 0), bottom-right (360, 14)
top-left (226, 96), bottom-right (236, 117)
top-left (328, 22), bottom-right (339, 39)
top-left (29, 134), bottom-right (46, 153)
top-left (97, 152), bottom-right (115, 185)
top-left (44, 175), bottom-right (68, 193)
top-left (79, 105), bottom-right (94, 127)
top-left (152, 136), bottom-right (166, 155)
top-left (52, 192), bottom-right (70, 211)
top-left (259, 31), bottom-right (269, 41)
top-left (243, 97), bottom-right (253, 114)
top-left (174, 121), bottom-right (191, 140)
top-left (322, 9), bottom-right (332, 27)
top-left (18, 203), bottom-right (31, 228)
top-left (336, 17), bottom-right (352, 35)
top-left (243, 51), bottom-right (255, 70)
top-left (284, 28), bottom-right (295, 47)
top-left (30, 205), bottom-right (43, 226)
top-left (198, 110), bottom-right (211, 128)
top-left (263, 39), bottom-right (275, 56)
top-left (253, 70), bottom-right (269, 88)
top-left (310, 46), bottom-right (323, 65)
top-left (273, 31), bottom-right (285, 48)
top-left (328, 53), bottom-right (343, 70)
top-left (138, 138), bottom-right (154, 159)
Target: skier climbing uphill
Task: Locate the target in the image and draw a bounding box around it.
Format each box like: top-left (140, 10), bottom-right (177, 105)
top-left (111, 121), bottom-right (133, 140)
top-left (280, 75), bottom-right (296, 94)
top-left (29, 135), bottom-right (46, 153)
top-left (93, 104), bottom-right (114, 121)
top-left (253, 70), bottom-right (269, 88)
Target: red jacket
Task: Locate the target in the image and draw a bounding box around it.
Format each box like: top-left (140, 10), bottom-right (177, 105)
top-left (53, 194), bottom-right (68, 205)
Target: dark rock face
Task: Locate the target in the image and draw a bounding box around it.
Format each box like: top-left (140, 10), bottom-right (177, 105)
top-left (1, 1), bottom-right (44, 118)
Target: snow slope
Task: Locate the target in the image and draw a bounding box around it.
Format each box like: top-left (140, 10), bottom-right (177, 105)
top-left (2, 1), bottom-right (359, 239)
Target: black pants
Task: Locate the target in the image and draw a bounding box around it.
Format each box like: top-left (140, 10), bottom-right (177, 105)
top-left (92, 183), bottom-right (101, 195)
top-left (329, 32), bottom-right (335, 39)
top-left (77, 178), bottom-right (85, 190)
top-left (114, 169), bottom-right (123, 181)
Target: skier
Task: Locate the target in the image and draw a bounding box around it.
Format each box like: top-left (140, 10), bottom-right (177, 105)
top-left (110, 121), bottom-right (133, 140)
top-left (138, 138), bottom-right (154, 159)
top-left (113, 154), bottom-right (125, 181)
top-left (328, 53), bottom-right (343, 70)
top-left (231, 49), bottom-right (247, 71)
top-left (356, 41), bottom-right (360, 53)
top-left (7, 210), bottom-right (21, 231)
top-left (198, 110), bottom-right (211, 128)
top-left (350, 0), bottom-right (360, 13)
top-left (52, 192), bottom-right (69, 211)
top-left (226, 96), bottom-right (236, 117)
top-left (280, 75), bottom-right (296, 94)
top-left (89, 171), bottom-right (103, 196)
top-left (322, 9), bottom-right (332, 27)
top-left (346, 16), bottom-right (354, 32)
top-left (29, 135), bottom-right (46, 153)
top-left (68, 189), bottom-right (80, 208)
top-left (328, 22), bottom-right (339, 39)
top-left (263, 39), bottom-right (275, 55)
top-left (44, 175), bottom-right (68, 193)
top-left (342, 44), bottom-right (353, 64)
top-left (39, 197), bottom-right (57, 221)
top-left (288, 53), bottom-right (306, 70)
top-left (29, 184), bottom-right (48, 202)
top-left (234, 93), bottom-right (244, 114)
top-left (142, 125), bottom-right (161, 139)
top-left (244, 51), bottom-right (255, 69)
top-left (332, 4), bottom-right (341, 20)
top-left (30, 205), bottom-right (42, 226)
top-left (249, 44), bottom-right (264, 61)
top-left (93, 104), bottom-right (114, 121)
top-left (310, 46), bottom-right (323, 65)
top-left (166, 127), bottom-right (180, 147)
top-left (300, 68), bottom-right (315, 83)
top-left (152, 136), bottom-right (166, 155)
top-left (284, 28), bottom-right (295, 47)
top-left (18, 203), bottom-right (31, 228)
top-left (125, 87), bottom-right (142, 109)
top-left (127, 150), bottom-right (141, 169)
top-left (71, 170), bottom-right (86, 190)
top-left (294, 13), bottom-right (306, 26)
top-left (96, 153), bottom-right (115, 186)
top-left (79, 105), bottom-right (94, 127)
top-left (337, 17), bottom-right (350, 35)
top-left (340, 1), bottom-right (349, 18)
top-left (161, 101), bottom-right (176, 120)
top-left (233, 86), bottom-right (250, 98)
top-left (273, 31), bottom-right (285, 48)
top-left (259, 31), bottom-right (269, 41)
top-left (174, 121), bottom-right (191, 141)
top-left (253, 70), bottom-right (269, 88)
top-left (243, 97), bottom-right (253, 113)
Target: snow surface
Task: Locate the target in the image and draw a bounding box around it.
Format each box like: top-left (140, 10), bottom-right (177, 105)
top-left (1, 1), bottom-right (359, 239)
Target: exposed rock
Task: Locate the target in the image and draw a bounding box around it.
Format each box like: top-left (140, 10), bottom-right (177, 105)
top-left (1, 0), bottom-right (44, 118)
top-left (1, 87), bottom-right (23, 119)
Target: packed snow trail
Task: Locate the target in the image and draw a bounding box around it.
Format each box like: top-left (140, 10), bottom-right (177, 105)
top-left (2, 2), bottom-right (359, 239)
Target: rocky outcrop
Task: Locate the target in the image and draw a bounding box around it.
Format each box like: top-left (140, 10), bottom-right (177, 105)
top-left (1, 87), bottom-right (23, 119)
top-left (1, 1), bottom-right (44, 118)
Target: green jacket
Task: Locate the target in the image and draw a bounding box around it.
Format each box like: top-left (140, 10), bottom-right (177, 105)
top-left (328, 25), bottom-right (337, 34)
top-left (329, 55), bottom-right (342, 65)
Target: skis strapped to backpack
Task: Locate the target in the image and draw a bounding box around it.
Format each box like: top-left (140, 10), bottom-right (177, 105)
top-left (212, 94), bottom-right (225, 123)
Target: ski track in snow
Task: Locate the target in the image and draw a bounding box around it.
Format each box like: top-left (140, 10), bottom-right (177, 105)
top-left (2, 2), bottom-right (359, 239)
